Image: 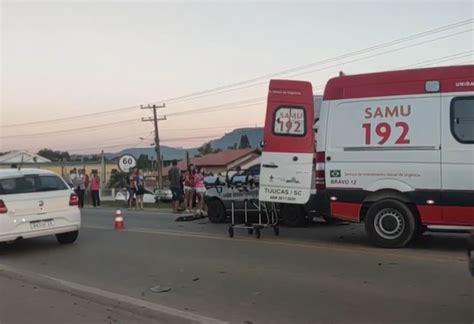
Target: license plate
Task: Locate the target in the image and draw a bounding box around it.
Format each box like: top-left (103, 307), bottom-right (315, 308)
top-left (30, 219), bottom-right (54, 230)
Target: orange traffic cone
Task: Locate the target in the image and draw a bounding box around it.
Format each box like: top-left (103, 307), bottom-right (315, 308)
top-left (114, 209), bottom-right (124, 230)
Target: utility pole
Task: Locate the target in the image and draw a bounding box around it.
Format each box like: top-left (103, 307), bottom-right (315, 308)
top-left (141, 104), bottom-right (166, 189)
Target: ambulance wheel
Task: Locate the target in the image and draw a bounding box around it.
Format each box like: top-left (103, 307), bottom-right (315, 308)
top-left (280, 204), bottom-right (308, 227)
top-left (207, 199), bottom-right (226, 223)
top-left (365, 199), bottom-right (416, 248)
top-left (228, 227), bottom-right (234, 238)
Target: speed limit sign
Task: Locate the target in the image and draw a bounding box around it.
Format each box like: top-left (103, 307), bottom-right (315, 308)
top-left (117, 154), bottom-right (137, 173)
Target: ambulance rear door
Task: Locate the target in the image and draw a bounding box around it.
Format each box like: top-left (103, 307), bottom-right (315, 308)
top-left (259, 80), bottom-right (315, 204)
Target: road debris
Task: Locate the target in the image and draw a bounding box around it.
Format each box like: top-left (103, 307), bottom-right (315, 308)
top-left (149, 285), bottom-right (172, 293)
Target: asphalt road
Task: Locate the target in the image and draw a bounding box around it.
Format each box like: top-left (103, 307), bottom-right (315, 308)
top-left (0, 207), bottom-right (472, 324)
top-left (0, 274), bottom-right (154, 324)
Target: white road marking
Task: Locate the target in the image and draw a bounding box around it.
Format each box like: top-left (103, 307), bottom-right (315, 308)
top-left (0, 263), bottom-right (228, 324)
top-left (83, 225), bottom-right (466, 264)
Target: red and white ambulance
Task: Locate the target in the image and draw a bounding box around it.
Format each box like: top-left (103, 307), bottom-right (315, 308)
top-left (260, 65), bottom-right (474, 247)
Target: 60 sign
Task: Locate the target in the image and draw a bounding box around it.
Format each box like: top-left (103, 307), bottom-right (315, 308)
top-left (362, 122), bottom-right (410, 145)
top-left (118, 154), bottom-right (137, 172)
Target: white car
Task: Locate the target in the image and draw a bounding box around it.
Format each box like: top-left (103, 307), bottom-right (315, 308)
top-left (0, 168), bottom-right (81, 244)
top-left (115, 188), bottom-right (158, 204)
top-left (154, 188), bottom-right (173, 202)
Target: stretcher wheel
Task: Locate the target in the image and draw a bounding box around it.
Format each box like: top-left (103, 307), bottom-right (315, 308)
top-left (228, 227), bottom-right (234, 238)
top-left (255, 229), bottom-right (261, 239)
top-left (248, 229), bottom-right (254, 235)
top-left (273, 227), bottom-right (280, 236)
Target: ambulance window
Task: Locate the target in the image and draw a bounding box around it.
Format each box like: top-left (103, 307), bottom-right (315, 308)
top-left (273, 107), bottom-right (306, 136)
top-left (451, 97), bottom-right (474, 144)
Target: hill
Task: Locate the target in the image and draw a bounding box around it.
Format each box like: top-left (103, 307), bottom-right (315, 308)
top-left (209, 127), bottom-right (263, 150)
top-left (102, 127), bottom-right (264, 160)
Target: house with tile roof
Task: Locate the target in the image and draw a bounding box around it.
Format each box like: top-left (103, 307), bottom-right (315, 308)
top-left (162, 148), bottom-right (260, 177)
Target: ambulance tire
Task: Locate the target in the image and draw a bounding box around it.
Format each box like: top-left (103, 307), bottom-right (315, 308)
top-left (365, 199), bottom-right (416, 248)
top-left (207, 199), bottom-right (226, 223)
top-left (280, 204), bottom-right (308, 227)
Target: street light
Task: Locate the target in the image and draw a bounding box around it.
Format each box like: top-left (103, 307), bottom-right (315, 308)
top-left (138, 137), bottom-right (154, 146)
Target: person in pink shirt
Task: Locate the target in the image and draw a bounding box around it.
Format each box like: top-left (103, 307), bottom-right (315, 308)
top-left (194, 167), bottom-right (206, 216)
top-left (90, 172), bottom-right (101, 208)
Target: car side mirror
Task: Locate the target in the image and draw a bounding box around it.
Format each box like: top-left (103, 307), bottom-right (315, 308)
top-left (259, 140), bottom-right (265, 148)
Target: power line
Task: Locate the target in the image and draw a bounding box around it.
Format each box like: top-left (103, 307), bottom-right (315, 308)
top-left (2, 105), bottom-right (139, 128)
top-left (161, 123), bottom-right (262, 132)
top-left (166, 97), bottom-right (265, 117)
top-left (62, 134), bottom-right (229, 154)
top-left (152, 23), bottom-right (472, 106)
top-left (154, 19), bottom-right (473, 104)
top-left (70, 124), bottom-right (261, 151)
top-left (400, 50), bottom-right (473, 69)
top-left (2, 19), bottom-right (471, 129)
top-left (0, 119), bottom-right (140, 139)
top-left (285, 29), bottom-right (472, 79)
top-left (5, 34), bottom-right (470, 141)
top-left (2, 101), bottom-right (262, 138)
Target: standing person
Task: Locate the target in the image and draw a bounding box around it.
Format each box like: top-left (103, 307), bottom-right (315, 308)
top-left (69, 168), bottom-right (77, 188)
top-left (194, 167), bottom-right (206, 216)
top-left (90, 172), bottom-right (101, 208)
top-left (73, 169), bottom-right (86, 208)
top-left (84, 170), bottom-right (91, 205)
top-left (168, 160), bottom-right (182, 214)
top-left (135, 169), bottom-right (145, 210)
top-left (128, 167), bottom-right (137, 210)
top-left (184, 164), bottom-right (196, 213)
top-left (179, 171), bottom-right (186, 211)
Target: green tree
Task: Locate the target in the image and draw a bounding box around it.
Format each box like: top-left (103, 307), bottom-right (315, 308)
top-left (37, 148), bottom-right (70, 162)
top-left (107, 171), bottom-right (128, 188)
top-left (137, 154), bottom-right (152, 171)
top-left (238, 135), bottom-right (251, 149)
top-left (198, 143), bottom-right (212, 155)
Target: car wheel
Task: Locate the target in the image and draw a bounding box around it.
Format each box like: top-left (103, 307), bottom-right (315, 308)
top-left (56, 230), bottom-right (79, 244)
top-left (365, 199), bottom-right (416, 248)
top-left (280, 204), bottom-right (308, 227)
top-left (207, 199), bottom-right (227, 223)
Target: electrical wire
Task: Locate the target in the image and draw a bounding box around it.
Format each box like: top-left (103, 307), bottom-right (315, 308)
top-left (285, 29), bottom-right (472, 79)
top-left (1, 105), bottom-right (139, 128)
top-left (66, 134), bottom-right (228, 153)
top-left (155, 19), bottom-right (473, 104)
top-left (0, 119), bottom-right (141, 139)
top-left (2, 19), bottom-right (471, 128)
top-left (399, 50), bottom-right (473, 69)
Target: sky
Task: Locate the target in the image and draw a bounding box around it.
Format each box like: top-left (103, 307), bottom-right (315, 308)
top-left (1, 0), bottom-right (473, 154)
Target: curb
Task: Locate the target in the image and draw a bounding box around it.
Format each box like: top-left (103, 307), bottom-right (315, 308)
top-left (0, 263), bottom-right (227, 324)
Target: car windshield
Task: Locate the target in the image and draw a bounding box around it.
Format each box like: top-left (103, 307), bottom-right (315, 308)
top-left (0, 175), bottom-right (68, 195)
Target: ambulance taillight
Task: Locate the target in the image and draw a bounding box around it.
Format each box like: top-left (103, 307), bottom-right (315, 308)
top-left (315, 152), bottom-right (326, 190)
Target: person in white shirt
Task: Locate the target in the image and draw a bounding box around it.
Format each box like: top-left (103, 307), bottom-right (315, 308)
top-left (73, 169), bottom-right (86, 208)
